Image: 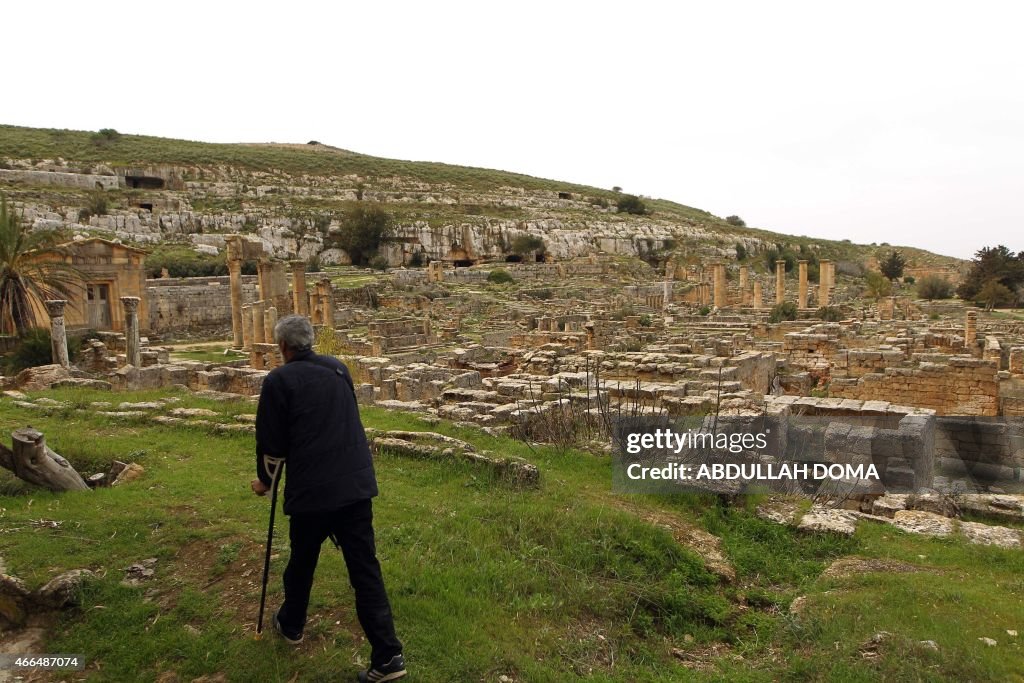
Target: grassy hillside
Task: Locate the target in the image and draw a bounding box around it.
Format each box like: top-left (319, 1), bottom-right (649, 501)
top-left (1, 388), bottom-right (1021, 682)
top-left (0, 125), bottom-right (965, 267)
top-left (0, 125), bottom-right (679, 210)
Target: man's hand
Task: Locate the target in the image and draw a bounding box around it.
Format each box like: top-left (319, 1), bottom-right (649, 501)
top-left (251, 478), bottom-right (270, 496)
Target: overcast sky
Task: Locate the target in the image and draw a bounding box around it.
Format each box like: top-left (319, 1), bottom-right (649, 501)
top-left (6, 1), bottom-right (1022, 259)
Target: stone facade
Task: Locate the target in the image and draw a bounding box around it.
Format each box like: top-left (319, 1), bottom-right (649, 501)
top-left (31, 238), bottom-right (149, 333)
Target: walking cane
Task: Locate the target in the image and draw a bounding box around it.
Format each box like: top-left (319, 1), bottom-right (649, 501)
top-left (255, 455), bottom-right (284, 639)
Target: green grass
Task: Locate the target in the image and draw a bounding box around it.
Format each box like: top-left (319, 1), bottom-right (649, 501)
top-left (0, 388), bottom-right (1021, 681)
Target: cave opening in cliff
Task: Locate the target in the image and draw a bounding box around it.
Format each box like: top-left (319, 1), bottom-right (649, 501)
top-left (504, 254), bottom-right (522, 263)
top-left (453, 259), bottom-right (474, 268)
top-left (124, 175), bottom-right (165, 189)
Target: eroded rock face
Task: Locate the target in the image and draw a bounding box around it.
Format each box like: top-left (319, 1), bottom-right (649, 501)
top-left (0, 569), bottom-right (94, 628)
top-left (892, 510), bottom-right (955, 537)
top-left (34, 569), bottom-right (96, 609)
top-left (14, 364), bottom-right (72, 392)
top-left (797, 506), bottom-right (859, 536)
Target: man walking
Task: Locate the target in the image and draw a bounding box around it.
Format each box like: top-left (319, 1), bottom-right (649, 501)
top-left (251, 314), bottom-right (406, 682)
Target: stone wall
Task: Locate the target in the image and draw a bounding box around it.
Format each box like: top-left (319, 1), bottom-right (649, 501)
top-left (147, 275), bottom-right (259, 332)
top-left (0, 168), bottom-right (122, 190)
top-left (830, 356), bottom-right (1000, 416)
top-left (111, 362), bottom-right (267, 395)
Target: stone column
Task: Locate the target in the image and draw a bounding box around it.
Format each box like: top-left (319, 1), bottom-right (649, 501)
top-left (257, 260), bottom-right (272, 302)
top-left (775, 260), bottom-right (786, 305)
top-left (713, 263), bottom-right (727, 308)
top-left (227, 258), bottom-right (243, 348)
top-left (318, 278), bottom-right (334, 329)
top-left (879, 297), bottom-right (893, 320)
top-left (120, 296), bottom-right (141, 367)
top-left (663, 280), bottom-right (671, 309)
top-left (752, 280), bottom-right (763, 309)
top-left (241, 304), bottom-right (253, 351)
top-left (965, 308), bottom-right (977, 348)
top-left (252, 300), bottom-right (266, 344)
top-left (739, 266), bottom-right (749, 305)
top-left (290, 260), bottom-right (308, 317)
top-left (264, 306), bottom-right (278, 344)
top-left (819, 259), bottom-right (832, 307)
top-left (308, 291), bottom-right (320, 324)
top-left (798, 260), bottom-right (808, 309)
top-left (45, 300), bottom-right (70, 368)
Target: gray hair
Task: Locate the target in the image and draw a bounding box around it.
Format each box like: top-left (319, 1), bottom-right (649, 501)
top-left (274, 315), bottom-right (315, 351)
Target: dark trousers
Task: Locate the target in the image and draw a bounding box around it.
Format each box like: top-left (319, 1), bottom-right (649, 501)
top-left (278, 499), bottom-right (402, 666)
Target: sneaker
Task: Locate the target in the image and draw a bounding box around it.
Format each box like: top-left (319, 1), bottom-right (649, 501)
top-left (357, 654), bottom-right (407, 682)
top-left (272, 609), bottom-right (303, 645)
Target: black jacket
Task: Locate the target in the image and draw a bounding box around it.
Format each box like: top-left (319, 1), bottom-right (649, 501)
top-left (255, 349), bottom-right (377, 515)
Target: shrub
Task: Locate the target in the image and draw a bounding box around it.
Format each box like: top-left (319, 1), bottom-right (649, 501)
top-left (903, 275), bottom-right (916, 284)
top-left (977, 279), bottom-right (1015, 310)
top-left (146, 244), bottom-right (227, 278)
top-left (726, 215), bottom-right (746, 227)
top-left (763, 245), bottom-right (796, 273)
top-left (1, 328), bottom-right (85, 373)
top-left (916, 274), bottom-right (954, 300)
top-left (816, 306), bottom-right (842, 322)
top-left (89, 128), bottom-right (121, 147)
top-left (487, 269), bottom-right (514, 284)
top-left (616, 195), bottom-right (648, 215)
top-left (307, 254), bottom-right (322, 272)
top-left (864, 271), bottom-right (892, 299)
top-left (639, 314), bottom-right (654, 327)
top-left (369, 255), bottom-right (389, 271)
top-left (768, 301), bottom-right (798, 323)
top-left (734, 243), bottom-right (747, 261)
top-left (79, 191), bottom-right (109, 222)
top-left (697, 305), bottom-right (711, 316)
top-left (510, 234), bottom-right (545, 256)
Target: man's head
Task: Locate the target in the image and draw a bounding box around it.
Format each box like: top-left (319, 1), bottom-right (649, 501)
top-left (274, 315), bottom-right (315, 361)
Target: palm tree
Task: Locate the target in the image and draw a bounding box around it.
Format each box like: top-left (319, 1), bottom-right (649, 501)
top-left (0, 195), bottom-right (81, 335)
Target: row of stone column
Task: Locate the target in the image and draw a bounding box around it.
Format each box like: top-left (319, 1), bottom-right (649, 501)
top-left (779, 259), bottom-right (834, 308)
top-left (707, 261), bottom-right (832, 310)
top-left (241, 301), bottom-right (278, 351)
top-left (229, 256), bottom-right (314, 348)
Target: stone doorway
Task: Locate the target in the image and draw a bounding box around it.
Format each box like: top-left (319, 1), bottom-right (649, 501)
top-left (86, 283), bottom-right (112, 329)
